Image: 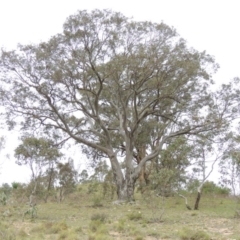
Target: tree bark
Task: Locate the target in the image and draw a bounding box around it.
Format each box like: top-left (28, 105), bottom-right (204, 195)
top-left (110, 157), bottom-right (137, 201)
top-left (115, 168), bottom-right (137, 201)
top-left (194, 190), bottom-right (201, 210)
top-left (136, 146), bottom-right (148, 192)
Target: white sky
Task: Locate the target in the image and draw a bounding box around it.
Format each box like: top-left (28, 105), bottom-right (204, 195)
top-left (0, 0), bottom-right (240, 185)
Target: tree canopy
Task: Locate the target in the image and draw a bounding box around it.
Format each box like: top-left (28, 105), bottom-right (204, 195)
top-left (0, 9), bottom-right (238, 200)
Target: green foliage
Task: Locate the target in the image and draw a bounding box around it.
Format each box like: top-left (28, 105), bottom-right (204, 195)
top-left (14, 136), bottom-right (63, 202)
top-left (89, 214), bottom-right (108, 240)
top-left (0, 191), bottom-right (7, 205)
top-left (114, 218), bottom-right (127, 232)
top-left (186, 179), bottom-right (201, 193)
top-left (89, 220), bottom-right (107, 233)
top-left (57, 160), bottom-right (77, 197)
top-left (202, 181), bottom-right (230, 196)
top-left (149, 169), bottom-right (176, 197)
top-left (11, 182), bottom-right (20, 189)
top-left (87, 161), bottom-right (116, 200)
top-left (186, 180), bottom-right (231, 196)
top-left (79, 169), bottom-right (89, 183)
top-left (0, 183), bottom-right (12, 197)
top-left (102, 171), bottom-right (116, 200)
top-left (15, 136), bottom-right (62, 166)
top-left (88, 181), bottom-right (101, 194)
top-left (91, 195), bottom-right (104, 208)
top-left (147, 136), bottom-right (191, 197)
top-left (178, 227), bottom-right (210, 240)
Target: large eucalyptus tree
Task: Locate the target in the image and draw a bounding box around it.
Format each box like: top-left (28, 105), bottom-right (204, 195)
top-left (0, 10), bottom-right (236, 200)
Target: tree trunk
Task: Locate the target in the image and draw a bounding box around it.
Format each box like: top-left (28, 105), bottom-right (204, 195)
top-left (44, 168), bottom-right (54, 203)
top-left (136, 145), bottom-right (151, 192)
top-left (109, 151), bottom-right (137, 201)
top-left (194, 190), bottom-right (201, 210)
top-left (116, 170), bottom-right (136, 201)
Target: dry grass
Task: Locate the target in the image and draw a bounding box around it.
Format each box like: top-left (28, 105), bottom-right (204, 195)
top-left (0, 188), bottom-right (240, 240)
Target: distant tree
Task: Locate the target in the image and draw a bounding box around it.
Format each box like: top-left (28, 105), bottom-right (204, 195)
top-left (153, 136), bottom-right (191, 196)
top-left (79, 169), bottom-right (89, 183)
top-left (220, 133), bottom-right (240, 196)
top-left (14, 136), bottom-right (62, 203)
top-left (0, 9), bottom-right (237, 201)
top-left (201, 181), bottom-right (230, 196)
top-left (57, 159), bottom-right (77, 202)
top-left (193, 149), bottom-right (221, 210)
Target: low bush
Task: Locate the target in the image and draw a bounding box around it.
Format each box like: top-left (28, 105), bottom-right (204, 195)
top-left (178, 227), bottom-right (210, 240)
top-left (127, 211), bottom-right (143, 221)
top-left (91, 195), bottom-right (103, 208)
top-left (202, 181), bottom-right (230, 196)
top-left (91, 213), bottom-right (107, 223)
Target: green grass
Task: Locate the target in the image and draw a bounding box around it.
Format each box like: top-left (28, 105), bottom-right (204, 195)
top-left (0, 189), bottom-right (239, 240)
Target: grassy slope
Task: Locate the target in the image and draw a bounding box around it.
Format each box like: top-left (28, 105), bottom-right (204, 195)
top-left (0, 187), bottom-right (240, 240)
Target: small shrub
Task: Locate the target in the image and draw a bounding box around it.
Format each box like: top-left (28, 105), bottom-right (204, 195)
top-left (43, 221), bottom-right (68, 234)
top-left (234, 209), bottom-right (240, 218)
top-left (52, 221), bottom-right (68, 234)
top-left (0, 192), bottom-right (7, 205)
top-left (129, 228), bottom-right (145, 240)
top-left (135, 236), bottom-right (144, 240)
top-left (91, 196), bottom-right (103, 208)
top-left (17, 229), bottom-right (28, 238)
top-left (22, 205), bottom-right (37, 220)
top-left (88, 181), bottom-right (101, 194)
top-left (127, 211), bottom-right (143, 221)
top-left (0, 222), bottom-right (16, 239)
top-left (12, 182), bottom-right (20, 189)
top-left (178, 227), bottom-right (210, 240)
top-left (148, 231), bottom-right (160, 238)
top-left (89, 221), bottom-right (99, 233)
top-left (91, 213), bottom-right (107, 223)
top-left (115, 218), bottom-right (126, 232)
top-left (89, 219), bottom-right (108, 240)
top-left (75, 226), bottom-right (83, 233)
top-left (58, 230), bottom-right (69, 240)
top-left (202, 181), bottom-right (230, 196)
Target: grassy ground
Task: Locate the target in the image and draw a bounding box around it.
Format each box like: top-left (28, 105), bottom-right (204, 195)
top-left (0, 187), bottom-right (240, 240)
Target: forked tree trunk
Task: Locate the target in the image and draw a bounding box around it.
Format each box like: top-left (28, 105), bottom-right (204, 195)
top-left (116, 170), bottom-right (137, 201)
top-left (110, 151), bottom-right (138, 201)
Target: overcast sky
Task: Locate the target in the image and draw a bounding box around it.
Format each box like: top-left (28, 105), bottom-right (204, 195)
top-left (0, 0), bottom-right (239, 184)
